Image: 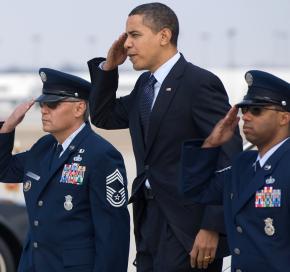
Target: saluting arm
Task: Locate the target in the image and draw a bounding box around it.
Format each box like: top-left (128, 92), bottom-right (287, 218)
top-left (0, 100), bottom-right (34, 182)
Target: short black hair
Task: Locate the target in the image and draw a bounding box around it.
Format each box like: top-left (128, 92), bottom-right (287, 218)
top-left (129, 2), bottom-right (179, 46)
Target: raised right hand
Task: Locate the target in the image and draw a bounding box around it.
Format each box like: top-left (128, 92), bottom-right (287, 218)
top-left (0, 99), bottom-right (34, 133)
top-left (103, 33), bottom-right (128, 71)
top-left (202, 106), bottom-right (240, 148)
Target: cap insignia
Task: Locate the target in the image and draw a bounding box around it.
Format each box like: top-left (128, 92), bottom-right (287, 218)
top-left (245, 72), bottom-right (253, 86)
top-left (40, 72), bottom-right (47, 82)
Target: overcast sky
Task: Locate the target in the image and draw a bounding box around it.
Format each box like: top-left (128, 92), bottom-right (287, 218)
top-left (0, 0), bottom-right (289, 71)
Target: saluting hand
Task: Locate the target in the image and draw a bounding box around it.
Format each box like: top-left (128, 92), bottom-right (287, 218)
top-left (202, 106), bottom-right (240, 148)
top-left (0, 99), bottom-right (34, 133)
top-left (103, 33), bottom-right (128, 71)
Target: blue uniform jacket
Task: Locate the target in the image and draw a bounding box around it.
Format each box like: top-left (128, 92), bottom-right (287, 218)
top-left (0, 123), bottom-right (130, 272)
top-left (181, 139), bottom-right (290, 272)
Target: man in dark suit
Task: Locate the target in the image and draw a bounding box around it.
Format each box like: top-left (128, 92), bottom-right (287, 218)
top-left (0, 68), bottom-right (130, 272)
top-left (88, 2), bottom-right (242, 271)
top-left (181, 70), bottom-right (290, 271)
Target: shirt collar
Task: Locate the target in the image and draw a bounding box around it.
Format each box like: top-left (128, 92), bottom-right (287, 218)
top-left (153, 52), bottom-right (180, 85)
top-left (59, 123), bottom-right (86, 155)
top-left (256, 137), bottom-right (290, 167)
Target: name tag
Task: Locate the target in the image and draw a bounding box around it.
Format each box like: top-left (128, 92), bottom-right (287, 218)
top-left (25, 171), bottom-right (40, 181)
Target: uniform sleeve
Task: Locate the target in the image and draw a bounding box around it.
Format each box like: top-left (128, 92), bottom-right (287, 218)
top-left (89, 147), bottom-right (130, 272)
top-left (191, 73), bottom-right (242, 168)
top-left (0, 131), bottom-right (26, 183)
top-left (181, 140), bottom-right (232, 233)
top-left (88, 58), bottom-right (136, 130)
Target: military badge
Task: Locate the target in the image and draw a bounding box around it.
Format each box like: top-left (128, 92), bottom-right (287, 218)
top-left (264, 164), bottom-right (271, 170)
top-left (245, 72), bottom-right (253, 86)
top-left (40, 71), bottom-right (47, 82)
top-left (64, 195), bottom-right (73, 211)
top-left (255, 186), bottom-right (281, 208)
top-left (264, 217), bottom-right (275, 236)
top-left (69, 145), bottom-right (75, 151)
top-left (265, 176), bottom-right (275, 184)
top-left (106, 169), bottom-right (126, 207)
top-left (23, 180), bottom-right (32, 192)
top-left (73, 154), bottom-right (82, 162)
top-left (60, 163), bottom-right (86, 185)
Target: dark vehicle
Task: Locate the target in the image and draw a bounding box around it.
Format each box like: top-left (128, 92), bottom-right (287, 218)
top-left (0, 184), bottom-right (28, 272)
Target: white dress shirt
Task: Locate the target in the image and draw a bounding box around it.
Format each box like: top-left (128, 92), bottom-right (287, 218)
top-left (145, 52), bottom-right (181, 188)
top-left (256, 137), bottom-right (290, 167)
top-left (57, 123), bottom-right (86, 157)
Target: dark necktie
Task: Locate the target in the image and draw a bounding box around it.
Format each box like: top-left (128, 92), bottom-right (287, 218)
top-left (139, 75), bottom-right (157, 141)
top-left (50, 144), bottom-right (63, 170)
top-left (254, 161), bottom-right (261, 172)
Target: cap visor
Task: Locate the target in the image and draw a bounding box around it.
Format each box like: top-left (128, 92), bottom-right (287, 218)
top-left (35, 94), bottom-right (66, 103)
top-left (236, 100), bottom-right (273, 108)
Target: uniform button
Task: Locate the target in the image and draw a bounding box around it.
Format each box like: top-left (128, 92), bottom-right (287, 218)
top-left (33, 242), bottom-right (38, 248)
top-left (144, 165), bottom-right (149, 170)
top-left (236, 269), bottom-right (242, 272)
top-left (236, 226), bottom-right (243, 233)
top-left (34, 220), bottom-right (39, 226)
top-left (234, 248), bottom-right (240, 255)
top-left (38, 200), bottom-right (43, 207)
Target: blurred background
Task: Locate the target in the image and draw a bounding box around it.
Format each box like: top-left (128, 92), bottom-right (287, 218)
top-left (0, 0), bottom-right (289, 271)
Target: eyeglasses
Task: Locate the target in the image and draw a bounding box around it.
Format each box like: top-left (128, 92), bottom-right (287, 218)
top-left (240, 106), bottom-right (285, 116)
top-left (39, 100), bottom-right (81, 110)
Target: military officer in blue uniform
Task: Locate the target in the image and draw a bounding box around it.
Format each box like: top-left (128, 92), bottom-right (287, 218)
top-left (181, 70), bottom-right (290, 271)
top-left (0, 68), bottom-right (130, 272)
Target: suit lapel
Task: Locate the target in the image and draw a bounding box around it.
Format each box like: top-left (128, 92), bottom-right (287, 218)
top-left (35, 124), bottom-right (91, 200)
top-left (144, 56), bottom-right (187, 158)
top-left (233, 139), bottom-right (290, 215)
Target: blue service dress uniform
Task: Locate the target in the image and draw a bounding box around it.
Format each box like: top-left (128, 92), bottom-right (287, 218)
top-left (181, 139), bottom-right (290, 272)
top-left (0, 123), bottom-right (130, 272)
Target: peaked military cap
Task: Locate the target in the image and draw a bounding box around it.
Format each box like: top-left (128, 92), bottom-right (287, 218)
top-left (35, 68), bottom-right (91, 102)
top-left (236, 70), bottom-right (290, 111)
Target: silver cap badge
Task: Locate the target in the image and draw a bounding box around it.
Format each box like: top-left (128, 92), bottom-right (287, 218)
top-left (40, 72), bottom-right (47, 82)
top-left (245, 72), bottom-right (253, 86)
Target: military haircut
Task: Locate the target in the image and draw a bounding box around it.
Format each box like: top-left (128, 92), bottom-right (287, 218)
top-left (129, 2), bottom-right (179, 46)
top-left (63, 97), bottom-right (90, 121)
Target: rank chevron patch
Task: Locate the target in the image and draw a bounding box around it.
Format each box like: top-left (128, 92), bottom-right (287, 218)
top-left (106, 169), bottom-right (126, 207)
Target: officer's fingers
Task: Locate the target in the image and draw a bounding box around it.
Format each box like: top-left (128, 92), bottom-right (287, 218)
top-left (189, 247), bottom-right (198, 268)
top-left (209, 246), bottom-right (217, 263)
top-left (202, 249), bottom-right (211, 269)
top-left (196, 249), bottom-right (205, 269)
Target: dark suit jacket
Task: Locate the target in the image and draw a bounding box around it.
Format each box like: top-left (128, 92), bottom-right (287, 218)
top-left (88, 55), bottom-right (242, 257)
top-left (181, 139), bottom-right (290, 271)
top-left (0, 123), bottom-right (130, 272)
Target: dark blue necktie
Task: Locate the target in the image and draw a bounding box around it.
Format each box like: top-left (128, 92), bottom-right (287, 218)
top-left (255, 161), bottom-right (261, 172)
top-left (140, 75), bottom-right (157, 141)
top-left (50, 144), bottom-right (63, 170)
